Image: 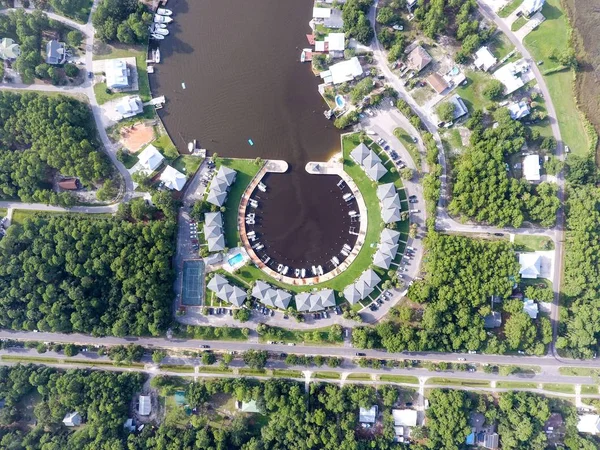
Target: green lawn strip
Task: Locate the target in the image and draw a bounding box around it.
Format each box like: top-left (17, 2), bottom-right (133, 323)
top-left (239, 368), bottom-right (267, 376)
top-left (2, 355), bottom-right (62, 364)
top-left (456, 70), bottom-right (496, 112)
top-left (580, 385), bottom-right (598, 395)
top-left (512, 234), bottom-right (554, 252)
top-left (346, 373), bottom-right (372, 381)
top-left (488, 32), bottom-right (515, 60)
top-left (213, 157), bottom-right (262, 247)
top-left (559, 367), bottom-right (600, 376)
top-left (543, 383), bottom-right (575, 394)
top-left (511, 16), bottom-right (528, 32)
top-left (426, 377), bottom-right (490, 388)
top-left (272, 369), bottom-right (303, 378)
top-left (182, 325), bottom-right (248, 341)
top-left (313, 372), bottom-right (342, 380)
top-left (11, 210), bottom-right (112, 225)
top-left (0, 208), bottom-right (7, 217)
top-left (173, 155), bottom-right (203, 177)
top-left (523, 0), bottom-right (589, 155)
top-left (258, 325), bottom-right (343, 345)
top-left (498, 0), bottom-right (524, 18)
top-left (93, 82), bottom-right (128, 105)
top-left (197, 366), bottom-right (233, 374)
top-left (152, 133), bottom-right (179, 158)
top-left (496, 381), bottom-right (538, 389)
top-left (161, 364), bottom-right (195, 373)
top-left (379, 375), bottom-right (419, 384)
top-left (393, 128), bottom-right (422, 171)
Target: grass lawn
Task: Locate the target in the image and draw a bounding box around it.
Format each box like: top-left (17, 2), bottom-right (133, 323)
top-left (161, 365), bottom-right (195, 373)
top-left (173, 155), bottom-right (204, 177)
top-left (513, 234), bottom-right (554, 251)
top-left (498, 0), bottom-right (524, 17)
top-left (258, 326), bottom-right (343, 345)
top-left (393, 128), bottom-right (422, 170)
top-left (581, 385), bottom-right (598, 395)
top-left (152, 134), bottom-right (179, 159)
top-left (426, 378), bottom-right (490, 388)
top-left (511, 16), bottom-right (529, 31)
top-left (239, 368), bottom-right (267, 376)
top-left (346, 373), bottom-right (372, 381)
top-left (0, 208), bottom-right (7, 217)
top-left (197, 366), bottom-right (233, 374)
top-left (543, 383), bottom-right (575, 394)
top-left (53, 0), bottom-right (93, 23)
top-left (272, 369), bottom-right (303, 378)
top-left (93, 44), bottom-right (152, 102)
top-left (11, 210), bottom-right (112, 225)
top-left (1, 355), bottom-right (61, 364)
top-left (559, 367), bottom-right (600, 376)
top-left (213, 158), bottom-right (262, 248)
top-left (313, 372), bottom-right (342, 380)
top-left (120, 152), bottom-right (139, 169)
top-left (496, 381), bottom-right (538, 389)
top-left (523, 0), bottom-right (589, 156)
top-left (379, 375), bottom-right (419, 384)
top-left (93, 82), bottom-right (128, 105)
top-left (489, 32), bottom-right (515, 60)
top-left (456, 70), bottom-right (497, 111)
top-left (182, 325), bottom-right (248, 341)
top-left (442, 128), bottom-right (466, 153)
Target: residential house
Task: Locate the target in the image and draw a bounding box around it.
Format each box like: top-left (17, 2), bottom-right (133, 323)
top-left (523, 154), bottom-right (540, 181)
top-left (373, 227), bottom-right (401, 269)
top-left (139, 395), bottom-right (151, 416)
top-left (578, 415), bottom-right (600, 435)
top-left (313, 7), bottom-right (331, 19)
top-left (115, 95), bottom-right (144, 120)
top-left (325, 32), bottom-right (345, 54)
top-left (0, 38), bottom-right (20, 60)
top-left (448, 95), bottom-right (469, 120)
top-left (160, 165), bottom-right (186, 191)
top-left (207, 274), bottom-right (246, 307)
top-left (466, 412), bottom-right (499, 450)
top-left (508, 101), bottom-right (531, 120)
top-left (63, 412), bottom-right (82, 427)
top-left (523, 299), bottom-right (539, 319)
top-left (392, 409), bottom-right (417, 442)
top-left (406, 0), bottom-right (418, 8)
top-left (521, 0), bottom-right (545, 16)
top-left (493, 59), bottom-right (530, 94)
top-left (105, 58), bottom-right (130, 89)
top-left (483, 311), bottom-right (502, 329)
top-left (236, 400), bottom-right (260, 413)
top-left (206, 166), bottom-right (237, 206)
top-left (324, 8), bottom-right (344, 28)
top-left (350, 143), bottom-right (388, 182)
top-left (473, 46), bottom-right (497, 72)
top-left (252, 280), bottom-right (293, 310)
top-left (376, 182), bottom-right (402, 225)
top-left (46, 40), bottom-right (66, 65)
top-left (426, 72), bottom-right (449, 94)
top-left (359, 405), bottom-right (378, 425)
top-left (320, 57), bottom-right (363, 85)
top-left (137, 144), bottom-right (165, 172)
top-left (519, 253), bottom-right (542, 279)
top-left (295, 289), bottom-right (336, 312)
top-left (343, 269), bottom-right (381, 305)
top-left (58, 178), bottom-right (79, 190)
top-left (406, 45), bottom-right (432, 73)
top-left (204, 212), bottom-right (225, 252)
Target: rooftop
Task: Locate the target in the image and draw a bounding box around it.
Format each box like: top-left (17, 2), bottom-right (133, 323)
top-left (160, 165), bottom-right (186, 191)
top-left (523, 154), bottom-right (540, 181)
top-left (473, 46), bottom-right (497, 72)
top-left (359, 405), bottom-right (378, 423)
top-left (406, 45), bottom-right (432, 72)
top-left (426, 72), bottom-right (449, 94)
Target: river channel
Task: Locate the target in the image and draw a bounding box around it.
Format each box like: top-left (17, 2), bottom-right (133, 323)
top-left (151, 0), bottom-right (359, 271)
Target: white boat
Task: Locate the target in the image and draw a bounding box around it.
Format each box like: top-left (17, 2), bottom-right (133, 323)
top-left (157, 8), bottom-right (173, 16)
top-left (311, 266), bottom-right (317, 276)
top-left (154, 28), bottom-right (169, 36)
top-left (277, 264), bottom-right (284, 273)
top-left (154, 49), bottom-right (161, 63)
top-left (257, 182), bottom-right (267, 192)
top-left (283, 266), bottom-right (289, 276)
top-left (154, 14), bottom-right (173, 23)
top-left (155, 23), bottom-right (167, 29)
top-left (301, 269), bottom-right (306, 278)
top-left (151, 33), bottom-right (165, 40)
top-left (294, 269), bottom-right (300, 277)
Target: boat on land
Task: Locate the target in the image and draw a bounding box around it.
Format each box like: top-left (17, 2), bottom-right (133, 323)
top-left (154, 14), bottom-right (173, 23)
top-left (157, 8), bottom-right (173, 16)
top-left (151, 34), bottom-right (165, 40)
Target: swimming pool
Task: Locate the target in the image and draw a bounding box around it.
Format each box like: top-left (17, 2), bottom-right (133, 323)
top-left (335, 95), bottom-right (345, 108)
top-left (228, 253), bottom-right (244, 266)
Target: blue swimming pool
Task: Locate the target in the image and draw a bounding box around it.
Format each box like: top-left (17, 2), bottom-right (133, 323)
top-left (335, 95), bottom-right (345, 108)
top-left (228, 253), bottom-right (244, 266)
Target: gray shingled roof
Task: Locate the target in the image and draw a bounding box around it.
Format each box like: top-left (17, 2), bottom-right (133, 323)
top-left (362, 151), bottom-right (381, 168)
top-left (350, 143), bottom-right (370, 164)
top-left (380, 228), bottom-right (401, 245)
top-left (319, 289), bottom-right (336, 308)
top-left (360, 269), bottom-right (381, 288)
top-left (365, 161), bottom-right (387, 181)
top-left (229, 286), bottom-right (247, 307)
top-left (377, 183), bottom-right (396, 201)
top-left (207, 234), bottom-right (225, 252)
top-left (380, 243), bottom-right (399, 258)
top-left (207, 274), bottom-right (227, 292)
top-left (252, 281), bottom-right (270, 300)
top-left (343, 284), bottom-right (361, 305)
top-left (206, 189), bottom-right (228, 207)
top-left (204, 225), bottom-right (221, 239)
top-left (274, 290), bottom-right (292, 309)
top-left (373, 250), bottom-right (392, 269)
top-left (204, 212), bottom-right (222, 227)
top-left (295, 292), bottom-right (311, 311)
top-left (381, 207), bottom-right (401, 224)
top-left (215, 166), bottom-right (237, 186)
top-left (382, 194), bottom-right (401, 209)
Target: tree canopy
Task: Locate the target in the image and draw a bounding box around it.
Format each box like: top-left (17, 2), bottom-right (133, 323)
top-left (92, 0), bottom-right (152, 44)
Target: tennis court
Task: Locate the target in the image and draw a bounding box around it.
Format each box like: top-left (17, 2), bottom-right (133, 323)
top-left (181, 260), bottom-right (205, 306)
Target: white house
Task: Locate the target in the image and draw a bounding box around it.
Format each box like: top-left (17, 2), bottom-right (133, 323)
top-left (137, 144), bottom-right (164, 172)
top-left (325, 32), bottom-right (345, 52)
top-left (46, 40), bottom-right (66, 65)
top-left (160, 165), bottom-right (186, 191)
top-left (508, 101), bottom-right (531, 120)
top-left (105, 58), bottom-right (130, 89)
top-left (114, 95), bottom-right (143, 120)
top-left (359, 405), bottom-right (378, 424)
top-left (519, 253), bottom-right (542, 279)
top-left (320, 57), bottom-right (363, 85)
top-left (0, 37), bottom-right (20, 60)
top-left (578, 415), bottom-right (600, 434)
top-left (392, 409), bottom-right (418, 427)
top-left (523, 154), bottom-right (541, 181)
top-left (523, 299), bottom-right (539, 319)
top-left (493, 59), bottom-right (530, 94)
top-left (139, 395), bottom-right (151, 416)
top-left (473, 46), bottom-right (497, 72)
top-left (313, 7), bottom-right (331, 19)
top-left (63, 411), bottom-right (82, 427)
top-left (521, 0), bottom-right (545, 16)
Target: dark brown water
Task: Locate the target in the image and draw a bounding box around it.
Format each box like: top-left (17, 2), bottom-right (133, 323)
top-left (151, 0), bottom-right (358, 271)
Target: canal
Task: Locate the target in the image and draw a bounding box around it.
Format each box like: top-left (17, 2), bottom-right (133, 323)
top-left (151, 0), bottom-right (359, 272)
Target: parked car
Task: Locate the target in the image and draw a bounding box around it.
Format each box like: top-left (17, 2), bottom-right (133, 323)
top-left (355, 352), bottom-right (366, 357)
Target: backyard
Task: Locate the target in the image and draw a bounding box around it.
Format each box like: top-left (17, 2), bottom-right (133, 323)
top-left (455, 70), bottom-right (497, 111)
top-left (498, 0), bottom-right (524, 18)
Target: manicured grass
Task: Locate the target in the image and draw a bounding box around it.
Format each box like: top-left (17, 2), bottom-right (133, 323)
top-left (2, 355), bottom-right (61, 364)
top-left (498, 0), bottom-right (524, 18)
top-left (427, 377), bottom-right (490, 388)
top-left (523, 0), bottom-right (589, 156)
top-left (93, 45), bottom-right (151, 102)
top-left (511, 16), bottom-right (528, 31)
top-left (581, 385), bottom-right (598, 395)
top-left (313, 372), bottom-right (342, 380)
top-left (120, 152), bottom-right (139, 169)
top-left (11, 210), bottom-right (112, 225)
top-left (393, 128), bottom-right (422, 170)
top-left (456, 70), bottom-right (497, 111)
top-left (161, 365), bottom-right (195, 373)
top-left (151, 133), bottom-right (179, 158)
top-left (543, 383), bottom-right (574, 394)
top-left (0, 208), bottom-right (7, 217)
top-left (214, 157), bottom-right (262, 247)
top-left (489, 32), bottom-right (515, 60)
top-left (496, 381), bottom-right (538, 389)
top-left (93, 82), bottom-right (128, 105)
top-left (197, 366), bottom-right (233, 374)
top-left (379, 375), bottom-right (419, 384)
top-left (346, 373), bottom-right (372, 381)
top-left (272, 369), bottom-right (303, 378)
top-left (173, 155), bottom-right (204, 177)
top-left (559, 367), bottom-right (600, 376)
top-left (239, 368), bottom-right (267, 376)
top-left (182, 325), bottom-right (248, 341)
top-left (513, 234), bottom-right (554, 251)
top-left (258, 326), bottom-right (343, 345)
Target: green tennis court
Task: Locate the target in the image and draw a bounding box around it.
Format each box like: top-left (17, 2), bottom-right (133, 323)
top-left (182, 260), bottom-right (205, 306)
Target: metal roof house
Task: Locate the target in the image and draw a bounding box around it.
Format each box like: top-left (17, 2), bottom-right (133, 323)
top-left (206, 166), bottom-right (237, 207)
top-left (0, 37), bottom-right (20, 60)
top-left (207, 274), bottom-right (246, 307)
top-left (237, 400), bottom-right (260, 413)
top-left (137, 144), bottom-right (164, 172)
top-left (508, 101), bottom-right (531, 120)
top-left (359, 405), bottom-right (378, 424)
top-left (392, 409), bottom-right (417, 427)
top-left (578, 415), bottom-right (600, 434)
top-left (449, 95), bottom-right (469, 120)
top-left (115, 95), bottom-right (144, 120)
top-left (519, 253), bottom-right (542, 279)
top-left (46, 40), bottom-right (66, 65)
top-left (320, 57), bottom-right (363, 85)
top-left (105, 58), bottom-right (130, 89)
top-left (473, 46), bottom-right (497, 72)
top-left (160, 165), bottom-right (186, 191)
top-left (377, 183), bottom-right (396, 201)
top-left (63, 411), bottom-right (82, 427)
top-left (523, 154), bottom-right (541, 181)
top-left (139, 396), bottom-right (151, 416)
top-left (252, 281), bottom-right (293, 310)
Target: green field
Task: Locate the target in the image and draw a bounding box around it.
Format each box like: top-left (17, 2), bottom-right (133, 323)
top-left (456, 70), bottom-right (497, 111)
top-left (543, 383), bottom-right (574, 394)
top-left (523, 0), bottom-right (589, 156)
top-left (496, 381), bottom-right (538, 389)
top-left (93, 82), bottom-right (128, 105)
top-left (313, 372), bottom-right (342, 380)
top-left (511, 16), bottom-right (528, 32)
top-left (427, 377), bottom-right (490, 388)
top-left (498, 0), bottom-right (524, 17)
top-left (10, 210), bottom-right (112, 225)
top-left (183, 325), bottom-right (248, 341)
top-left (581, 385), bottom-right (598, 395)
top-left (513, 234), bottom-right (554, 251)
top-left (346, 373), bottom-right (372, 381)
top-left (272, 370), bottom-right (303, 378)
top-left (378, 375), bottom-right (419, 384)
top-left (197, 366), bottom-right (233, 374)
top-left (173, 155), bottom-right (204, 177)
top-left (258, 326), bottom-right (343, 345)
top-left (559, 367), bottom-right (600, 376)
top-left (160, 365), bottom-right (195, 373)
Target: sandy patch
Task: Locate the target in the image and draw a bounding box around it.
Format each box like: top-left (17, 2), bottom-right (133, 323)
top-left (119, 123), bottom-right (155, 153)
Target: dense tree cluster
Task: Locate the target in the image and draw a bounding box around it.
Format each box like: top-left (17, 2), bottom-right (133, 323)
top-left (0, 215), bottom-right (176, 336)
top-left (342, 0), bottom-right (374, 45)
top-left (0, 365), bottom-right (144, 448)
top-left (426, 389), bottom-right (472, 449)
top-left (49, 0), bottom-right (92, 22)
top-left (449, 109), bottom-right (559, 227)
top-left (92, 0), bottom-right (152, 44)
top-left (0, 92), bottom-right (111, 204)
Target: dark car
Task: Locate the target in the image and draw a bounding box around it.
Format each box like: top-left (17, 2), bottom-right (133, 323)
top-left (409, 195), bottom-right (417, 200)
top-left (494, 233), bottom-right (504, 236)
top-left (355, 352), bottom-right (366, 357)
top-left (199, 344), bottom-right (210, 349)
top-left (409, 198), bottom-right (418, 203)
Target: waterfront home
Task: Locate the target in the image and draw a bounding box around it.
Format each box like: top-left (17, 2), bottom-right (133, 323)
top-left (0, 38), bottom-right (20, 60)
top-left (492, 59), bottom-right (531, 95)
top-left (252, 281), bottom-right (292, 309)
top-left (324, 8), bottom-right (344, 29)
top-left (137, 144), bottom-right (165, 172)
top-left (114, 95), bottom-right (144, 120)
top-left (206, 166), bottom-right (237, 207)
top-left (522, 154), bottom-right (541, 181)
top-left (62, 412), bottom-right (81, 427)
top-left (139, 395), bottom-right (151, 416)
top-left (376, 182), bottom-right (402, 224)
top-left (406, 45), bottom-right (432, 73)
top-left (372, 228), bottom-right (400, 269)
top-left (473, 46), bottom-right (497, 72)
top-left (46, 40), bottom-right (66, 65)
top-left (207, 274), bottom-right (246, 307)
top-left (295, 289), bottom-right (335, 312)
top-left (313, 7), bottom-right (331, 19)
top-left (105, 58), bottom-right (130, 89)
top-left (350, 143), bottom-right (387, 182)
top-left (204, 212), bottom-right (225, 252)
top-left (343, 269), bottom-right (381, 305)
top-left (320, 57), bottom-right (363, 85)
top-left (521, 0), bottom-right (545, 16)
top-left (160, 165), bottom-right (186, 191)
